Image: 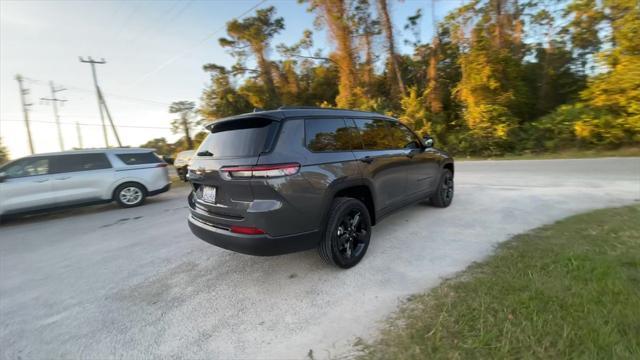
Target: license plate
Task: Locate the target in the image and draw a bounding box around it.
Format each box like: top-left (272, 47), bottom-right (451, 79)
top-left (201, 186), bottom-right (217, 203)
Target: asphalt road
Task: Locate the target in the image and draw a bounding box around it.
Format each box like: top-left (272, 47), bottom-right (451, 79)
top-left (1, 158), bottom-right (639, 359)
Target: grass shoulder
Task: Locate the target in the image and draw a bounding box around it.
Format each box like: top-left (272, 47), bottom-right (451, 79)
top-left (356, 204), bottom-right (640, 359)
top-left (457, 146), bottom-right (640, 161)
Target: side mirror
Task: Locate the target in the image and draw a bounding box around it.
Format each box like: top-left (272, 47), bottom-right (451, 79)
top-left (0, 172), bottom-right (6, 183)
top-left (422, 135), bottom-right (434, 148)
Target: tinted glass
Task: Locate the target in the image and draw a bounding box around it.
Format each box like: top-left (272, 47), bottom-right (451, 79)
top-left (389, 122), bottom-right (421, 149)
top-left (354, 119), bottom-right (394, 150)
top-left (198, 118), bottom-right (275, 158)
top-left (116, 152), bottom-right (162, 165)
top-left (3, 157), bottom-right (50, 178)
top-left (53, 153), bottom-right (112, 173)
top-left (305, 119), bottom-right (355, 152)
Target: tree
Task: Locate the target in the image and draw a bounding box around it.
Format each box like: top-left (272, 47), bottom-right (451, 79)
top-left (524, 8), bottom-right (586, 117)
top-left (352, 0), bottom-right (380, 95)
top-left (139, 137), bottom-right (177, 156)
top-left (219, 6), bottom-right (284, 109)
top-left (377, 0), bottom-right (406, 97)
top-left (563, 0), bottom-right (604, 72)
top-left (575, 0), bottom-right (640, 144)
top-left (193, 0), bottom-right (633, 156)
top-left (426, 1), bottom-right (443, 114)
top-left (0, 138), bottom-right (9, 164)
top-left (200, 64), bottom-right (253, 119)
top-left (302, 0), bottom-right (360, 108)
top-left (169, 101), bottom-right (199, 150)
top-left (275, 30), bottom-right (316, 105)
top-left (448, 0), bottom-right (532, 154)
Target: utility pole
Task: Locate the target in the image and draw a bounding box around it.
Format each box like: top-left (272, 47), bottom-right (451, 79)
top-left (75, 121), bottom-right (83, 149)
top-left (40, 81), bottom-right (67, 151)
top-left (79, 56), bottom-right (122, 147)
top-left (98, 91), bottom-right (122, 146)
top-left (15, 74), bottom-right (35, 154)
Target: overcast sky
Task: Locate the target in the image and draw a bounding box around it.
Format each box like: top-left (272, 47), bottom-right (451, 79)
top-left (1, 0), bottom-right (459, 159)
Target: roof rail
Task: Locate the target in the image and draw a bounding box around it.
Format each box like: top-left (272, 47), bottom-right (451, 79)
top-left (277, 106), bottom-right (374, 113)
top-left (277, 106), bottom-right (324, 110)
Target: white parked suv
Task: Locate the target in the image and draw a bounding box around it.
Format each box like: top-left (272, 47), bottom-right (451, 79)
top-left (0, 148), bottom-right (171, 218)
top-left (173, 150), bottom-right (195, 182)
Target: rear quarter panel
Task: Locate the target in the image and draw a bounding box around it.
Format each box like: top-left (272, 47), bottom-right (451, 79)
top-left (254, 118), bottom-right (363, 236)
top-left (104, 153), bottom-right (170, 198)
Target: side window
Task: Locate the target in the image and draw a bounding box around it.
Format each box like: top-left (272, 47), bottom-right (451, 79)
top-left (354, 119), bottom-right (394, 150)
top-left (116, 152), bottom-right (162, 165)
top-left (3, 157), bottom-right (50, 178)
top-left (389, 122), bottom-right (421, 149)
top-left (305, 118), bottom-right (354, 152)
top-left (52, 153), bottom-right (112, 174)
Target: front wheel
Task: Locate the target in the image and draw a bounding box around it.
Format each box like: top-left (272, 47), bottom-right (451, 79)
top-left (430, 168), bottom-right (454, 208)
top-left (319, 197), bottom-right (372, 269)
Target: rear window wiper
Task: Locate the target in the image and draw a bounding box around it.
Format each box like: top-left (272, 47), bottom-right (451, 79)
top-left (197, 150), bottom-right (213, 157)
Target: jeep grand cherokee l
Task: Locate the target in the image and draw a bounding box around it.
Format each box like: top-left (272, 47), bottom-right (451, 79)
top-left (187, 107), bottom-right (454, 268)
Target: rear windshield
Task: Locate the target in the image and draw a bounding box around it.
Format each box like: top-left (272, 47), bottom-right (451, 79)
top-left (198, 118), bottom-right (275, 158)
top-left (116, 152), bottom-right (162, 165)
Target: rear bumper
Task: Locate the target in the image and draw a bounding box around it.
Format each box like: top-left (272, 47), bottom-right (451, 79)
top-left (188, 214), bottom-right (320, 256)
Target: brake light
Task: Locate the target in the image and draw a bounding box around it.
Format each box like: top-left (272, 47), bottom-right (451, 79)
top-left (230, 225), bottom-right (266, 235)
top-left (221, 163), bottom-right (300, 179)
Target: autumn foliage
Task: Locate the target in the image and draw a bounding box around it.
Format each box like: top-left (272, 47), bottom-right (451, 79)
top-left (198, 0), bottom-right (639, 156)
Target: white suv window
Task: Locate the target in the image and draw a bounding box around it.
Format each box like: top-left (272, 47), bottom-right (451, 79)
top-left (116, 152), bottom-right (162, 165)
top-left (51, 153), bottom-right (112, 174)
top-left (3, 157), bottom-right (50, 178)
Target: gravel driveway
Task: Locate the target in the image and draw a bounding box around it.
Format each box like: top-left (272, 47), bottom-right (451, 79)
top-left (1, 157), bottom-right (638, 359)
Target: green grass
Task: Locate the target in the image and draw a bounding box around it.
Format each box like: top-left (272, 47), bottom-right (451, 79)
top-left (458, 146), bottom-right (640, 161)
top-left (356, 205), bottom-right (640, 359)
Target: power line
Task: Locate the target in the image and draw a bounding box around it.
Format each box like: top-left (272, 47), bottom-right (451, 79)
top-left (15, 74), bottom-right (35, 154)
top-left (80, 57), bottom-right (109, 146)
top-left (130, 0), bottom-right (194, 46)
top-left (112, 2), bottom-right (143, 40)
top-left (127, 0), bottom-right (268, 88)
top-left (126, 1), bottom-right (184, 45)
top-left (0, 118), bottom-right (172, 130)
top-left (80, 56), bottom-right (123, 147)
top-left (40, 81), bottom-right (67, 151)
top-left (23, 77), bottom-right (171, 106)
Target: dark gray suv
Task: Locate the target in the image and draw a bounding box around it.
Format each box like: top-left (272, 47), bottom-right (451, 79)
top-left (187, 107), bottom-right (454, 268)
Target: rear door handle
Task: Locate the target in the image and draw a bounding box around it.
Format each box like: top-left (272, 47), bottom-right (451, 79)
top-left (360, 156), bottom-right (374, 164)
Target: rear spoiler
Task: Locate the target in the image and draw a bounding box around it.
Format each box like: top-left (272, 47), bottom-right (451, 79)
top-left (203, 114), bottom-right (282, 131)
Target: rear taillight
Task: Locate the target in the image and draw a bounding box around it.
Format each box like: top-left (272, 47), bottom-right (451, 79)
top-left (221, 163), bottom-right (300, 179)
top-left (230, 225), bottom-right (266, 235)
top-left (156, 163), bottom-right (168, 168)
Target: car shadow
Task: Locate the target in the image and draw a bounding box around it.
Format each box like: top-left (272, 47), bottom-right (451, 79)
top-left (0, 193), bottom-right (177, 227)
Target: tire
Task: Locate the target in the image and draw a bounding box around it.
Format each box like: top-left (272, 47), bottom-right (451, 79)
top-left (430, 168), bottom-right (454, 208)
top-left (318, 197), bottom-right (372, 269)
top-left (177, 166), bottom-right (188, 182)
top-left (114, 182), bottom-right (146, 208)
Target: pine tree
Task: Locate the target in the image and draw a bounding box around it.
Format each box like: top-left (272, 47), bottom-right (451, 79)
top-left (302, 0), bottom-right (360, 108)
top-left (219, 6), bottom-right (284, 109)
top-left (377, 0), bottom-right (406, 97)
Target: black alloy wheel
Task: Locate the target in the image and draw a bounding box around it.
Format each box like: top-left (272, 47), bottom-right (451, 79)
top-left (431, 169), bottom-right (454, 208)
top-left (319, 197), bottom-right (371, 268)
